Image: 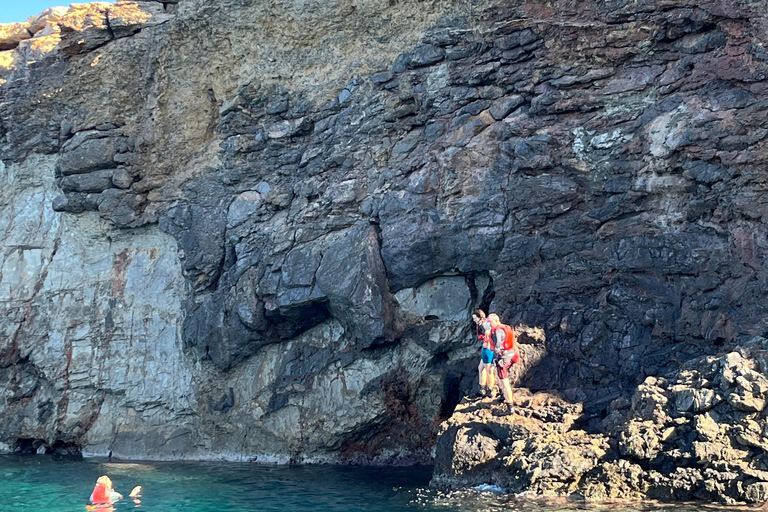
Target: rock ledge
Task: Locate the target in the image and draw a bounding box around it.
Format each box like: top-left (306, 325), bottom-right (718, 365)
top-left (433, 341), bottom-right (768, 505)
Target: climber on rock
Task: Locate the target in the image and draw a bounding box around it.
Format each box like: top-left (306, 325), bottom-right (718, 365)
top-left (472, 309), bottom-right (496, 398)
top-left (488, 313), bottom-right (519, 414)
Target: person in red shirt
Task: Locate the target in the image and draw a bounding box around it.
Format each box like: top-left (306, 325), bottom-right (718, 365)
top-left (488, 314), bottom-right (519, 413)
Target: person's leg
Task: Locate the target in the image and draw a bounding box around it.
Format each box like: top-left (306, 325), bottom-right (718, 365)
top-left (480, 348), bottom-right (496, 396)
top-left (497, 361), bottom-right (514, 403)
top-left (501, 377), bottom-right (514, 403)
top-left (487, 363), bottom-right (496, 391)
top-left (478, 360), bottom-right (487, 389)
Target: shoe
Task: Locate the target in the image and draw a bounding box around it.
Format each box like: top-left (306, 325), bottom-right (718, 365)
top-left (493, 403), bottom-right (513, 417)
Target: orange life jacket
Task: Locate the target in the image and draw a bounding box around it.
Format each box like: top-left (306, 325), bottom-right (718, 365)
top-left (91, 484), bottom-right (109, 504)
top-left (492, 324), bottom-right (516, 353)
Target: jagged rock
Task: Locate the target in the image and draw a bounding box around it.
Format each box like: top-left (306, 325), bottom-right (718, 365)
top-left (3, 0), bottom-right (768, 477)
top-left (28, 8), bottom-right (68, 36)
top-left (111, 168), bottom-right (134, 189)
top-left (314, 224), bottom-right (398, 346)
top-left (435, 348), bottom-right (768, 503)
top-left (0, 23), bottom-right (31, 51)
top-left (433, 390), bottom-right (607, 493)
top-left (693, 412), bottom-right (720, 441)
top-left (743, 482), bottom-right (768, 503)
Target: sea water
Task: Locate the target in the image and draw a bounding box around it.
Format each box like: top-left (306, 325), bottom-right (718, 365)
top-left (0, 454), bottom-right (736, 512)
top-left (0, 454), bottom-right (437, 512)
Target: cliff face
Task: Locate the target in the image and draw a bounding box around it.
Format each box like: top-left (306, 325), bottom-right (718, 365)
top-left (1, 0), bottom-right (767, 462)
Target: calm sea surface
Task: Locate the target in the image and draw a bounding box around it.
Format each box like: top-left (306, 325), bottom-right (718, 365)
top-left (0, 454), bottom-right (739, 512)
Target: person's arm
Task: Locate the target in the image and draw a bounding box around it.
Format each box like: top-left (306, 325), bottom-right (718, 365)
top-left (494, 329), bottom-right (506, 355)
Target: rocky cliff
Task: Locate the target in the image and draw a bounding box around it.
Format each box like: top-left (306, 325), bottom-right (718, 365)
top-left (1, 0), bottom-right (768, 467)
top-left (433, 342), bottom-right (768, 504)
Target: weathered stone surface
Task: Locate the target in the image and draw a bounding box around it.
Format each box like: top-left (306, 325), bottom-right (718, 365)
top-left (2, 0), bottom-right (768, 481)
top-left (394, 276), bottom-right (472, 323)
top-left (57, 137), bottom-right (120, 176)
top-left (28, 8), bottom-right (68, 36)
top-left (314, 224), bottom-right (397, 346)
top-left (432, 389), bottom-right (608, 494)
top-left (0, 23), bottom-right (31, 51)
top-left (434, 347), bottom-right (768, 503)
top-left (111, 168), bottom-right (134, 189)
top-left (58, 169), bottom-right (115, 193)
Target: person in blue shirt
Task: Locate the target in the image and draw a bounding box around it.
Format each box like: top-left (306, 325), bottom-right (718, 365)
top-left (472, 309), bottom-right (496, 398)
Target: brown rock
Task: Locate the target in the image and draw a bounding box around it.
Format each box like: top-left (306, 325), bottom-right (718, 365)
top-left (0, 23), bottom-right (31, 51)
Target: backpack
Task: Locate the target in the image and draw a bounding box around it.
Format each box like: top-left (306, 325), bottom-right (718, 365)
top-left (496, 324), bottom-right (520, 362)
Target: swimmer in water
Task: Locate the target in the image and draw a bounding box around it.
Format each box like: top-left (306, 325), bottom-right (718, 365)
top-left (87, 475), bottom-right (122, 511)
top-left (129, 485), bottom-right (142, 505)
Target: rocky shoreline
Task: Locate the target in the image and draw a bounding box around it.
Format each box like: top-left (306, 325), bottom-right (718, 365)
top-left (3, 0), bottom-right (768, 486)
top-left (433, 339), bottom-right (768, 504)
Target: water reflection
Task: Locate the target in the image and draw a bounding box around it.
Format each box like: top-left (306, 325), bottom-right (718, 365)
top-left (410, 487), bottom-right (765, 512)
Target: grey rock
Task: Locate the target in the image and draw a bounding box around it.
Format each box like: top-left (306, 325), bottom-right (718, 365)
top-left (59, 169), bottom-right (115, 193)
top-left (227, 191), bottom-right (263, 229)
top-left (489, 95), bottom-right (525, 120)
top-left (51, 193), bottom-right (85, 213)
top-left (394, 276), bottom-right (471, 322)
top-left (315, 224), bottom-right (397, 346)
top-left (111, 168), bottom-right (134, 189)
top-left (5, 0), bottom-right (768, 478)
top-left (57, 137), bottom-right (118, 175)
top-left (407, 44), bottom-right (445, 68)
top-left (371, 71), bottom-right (394, 84)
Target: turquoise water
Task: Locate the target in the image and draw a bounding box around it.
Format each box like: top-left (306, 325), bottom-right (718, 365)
top-left (0, 454), bottom-right (736, 512)
top-left (0, 455), bottom-right (450, 512)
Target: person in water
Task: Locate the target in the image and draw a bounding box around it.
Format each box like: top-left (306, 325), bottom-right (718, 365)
top-left (488, 313), bottom-right (519, 414)
top-left (129, 485), bottom-right (142, 505)
top-left (90, 475), bottom-right (123, 504)
top-left (87, 475), bottom-right (123, 511)
top-left (472, 309), bottom-right (496, 398)
top-left (88, 476), bottom-right (142, 510)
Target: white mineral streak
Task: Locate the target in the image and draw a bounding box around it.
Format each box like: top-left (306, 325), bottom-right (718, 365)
top-left (0, 155), bottom-right (197, 457)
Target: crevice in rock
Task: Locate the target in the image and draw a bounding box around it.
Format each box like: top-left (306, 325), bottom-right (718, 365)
top-left (441, 371), bottom-right (463, 419)
top-left (104, 11), bottom-right (116, 40)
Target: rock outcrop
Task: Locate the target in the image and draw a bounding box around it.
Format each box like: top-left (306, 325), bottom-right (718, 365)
top-left (0, 0), bottom-right (768, 470)
top-left (434, 341), bottom-right (768, 504)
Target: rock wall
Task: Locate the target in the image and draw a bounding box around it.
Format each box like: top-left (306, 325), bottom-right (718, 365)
top-left (433, 340), bottom-right (768, 504)
top-left (1, 0), bottom-right (768, 464)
